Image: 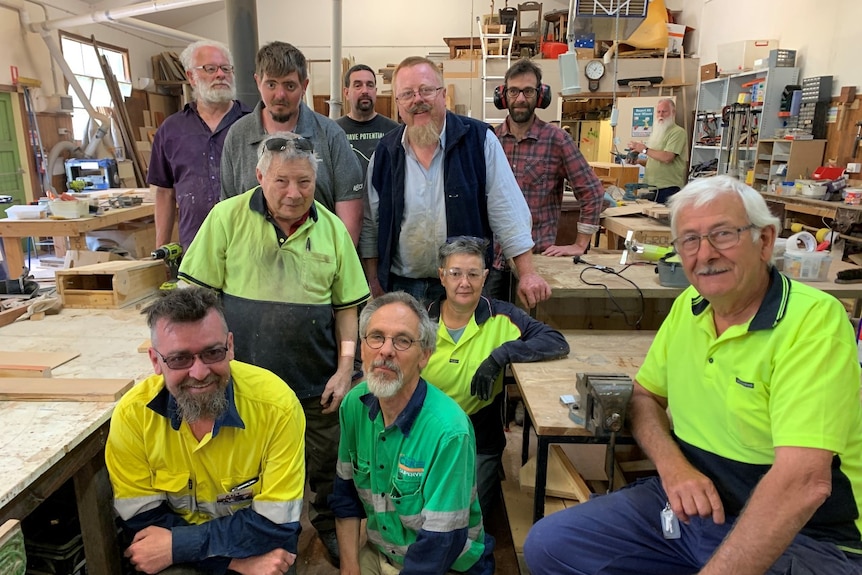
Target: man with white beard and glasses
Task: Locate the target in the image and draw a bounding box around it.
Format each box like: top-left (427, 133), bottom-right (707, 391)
top-left (360, 56), bottom-right (551, 309)
top-left (148, 40), bottom-right (251, 249)
top-left (106, 287), bottom-right (305, 575)
top-left (628, 97), bottom-right (688, 203)
top-left (330, 292), bottom-right (495, 575)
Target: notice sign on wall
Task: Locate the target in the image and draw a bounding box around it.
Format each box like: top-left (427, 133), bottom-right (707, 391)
top-left (632, 107), bottom-right (654, 138)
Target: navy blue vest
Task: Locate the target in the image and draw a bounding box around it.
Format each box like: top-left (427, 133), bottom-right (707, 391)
top-left (371, 111), bottom-right (493, 290)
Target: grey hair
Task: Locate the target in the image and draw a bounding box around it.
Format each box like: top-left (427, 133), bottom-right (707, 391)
top-left (143, 286), bottom-right (228, 345)
top-left (359, 292), bottom-right (437, 353)
top-left (438, 236), bottom-right (488, 269)
top-left (657, 97), bottom-right (676, 112)
top-left (256, 132), bottom-right (319, 176)
top-left (179, 40), bottom-right (233, 71)
top-left (668, 175), bottom-right (780, 242)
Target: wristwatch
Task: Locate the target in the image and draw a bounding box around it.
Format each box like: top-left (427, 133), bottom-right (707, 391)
top-left (643, 146), bottom-right (649, 154)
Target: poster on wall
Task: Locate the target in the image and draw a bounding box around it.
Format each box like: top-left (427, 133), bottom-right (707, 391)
top-left (632, 107), bottom-right (654, 137)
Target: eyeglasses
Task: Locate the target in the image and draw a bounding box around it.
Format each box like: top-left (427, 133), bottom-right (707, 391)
top-left (264, 137), bottom-right (314, 153)
top-left (505, 87), bottom-right (538, 99)
top-left (362, 333), bottom-right (418, 352)
top-left (191, 64), bottom-right (234, 75)
top-left (671, 224), bottom-right (756, 256)
top-left (153, 342), bottom-right (229, 370)
top-left (444, 268), bottom-right (485, 282)
top-left (395, 86), bottom-right (443, 102)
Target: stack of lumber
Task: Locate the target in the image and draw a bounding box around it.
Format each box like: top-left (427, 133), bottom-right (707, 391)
top-left (0, 351), bottom-right (132, 401)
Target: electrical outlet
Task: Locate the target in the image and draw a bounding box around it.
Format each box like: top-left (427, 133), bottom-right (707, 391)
top-left (58, 127), bottom-right (69, 135)
top-left (847, 162), bottom-right (861, 174)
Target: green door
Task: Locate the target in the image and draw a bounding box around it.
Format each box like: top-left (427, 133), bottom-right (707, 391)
top-left (0, 92), bottom-right (26, 206)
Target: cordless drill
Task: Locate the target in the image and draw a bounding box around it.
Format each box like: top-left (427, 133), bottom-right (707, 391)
top-left (151, 242), bottom-right (183, 290)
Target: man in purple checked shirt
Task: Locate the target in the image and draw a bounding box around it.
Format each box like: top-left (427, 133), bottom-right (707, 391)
top-left (147, 40), bottom-right (251, 249)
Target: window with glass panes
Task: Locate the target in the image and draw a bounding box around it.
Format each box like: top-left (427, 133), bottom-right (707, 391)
top-left (59, 32), bottom-right (131, 141)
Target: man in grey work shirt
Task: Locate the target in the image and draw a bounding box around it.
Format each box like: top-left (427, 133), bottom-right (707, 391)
top-left (220, 41), bottom-right (364, 244)
top-left (359, 56), bottom-right (550, 308)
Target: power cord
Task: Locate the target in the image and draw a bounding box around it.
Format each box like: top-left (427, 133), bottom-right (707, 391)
top-left (575, 258), bottom-right (646, 328)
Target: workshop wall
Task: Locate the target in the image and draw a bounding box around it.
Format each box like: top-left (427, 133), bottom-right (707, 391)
top-left (694, 0), bottom-right (861, 96)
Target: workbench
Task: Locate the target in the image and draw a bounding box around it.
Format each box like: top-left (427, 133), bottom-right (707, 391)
top-left (0, 203), bottom-right (155, 276)
top-left (532, 253), bottom-right (862, 328)
top-left (602, 214), bottom-right (673, 249)
top-left (511, 330), bottom-right (656, 522)
top-left (761, 192), bottom-right (862, 234)
top-left (0, 308), bottom-right (152, 573)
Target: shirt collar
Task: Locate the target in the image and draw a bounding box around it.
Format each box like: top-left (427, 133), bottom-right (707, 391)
top-left (359, 378), bottom-right (428, 437)
top-left (499, 115), bottom-right (546, 140)
top-left (146, 374), bottom-right (245, 436)
top-left (427, 294), bottom-right (493, 326)
top-left (690, 266), bottom-right (789, 332)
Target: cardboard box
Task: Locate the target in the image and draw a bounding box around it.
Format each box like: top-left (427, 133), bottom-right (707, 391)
top-left (700, 63), bottom-right (718, 82)
top-left (717, 40), bottom-right (778, 73)
top-left (666, 23), bottom-right (686, 55)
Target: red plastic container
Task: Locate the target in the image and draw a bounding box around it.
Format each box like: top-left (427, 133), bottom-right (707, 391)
top-left (542, 42), bottom-right (568, 59)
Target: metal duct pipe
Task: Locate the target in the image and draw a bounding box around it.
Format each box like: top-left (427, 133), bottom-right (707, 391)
top-left (28, 0), bottom-right (220, 32)
top-left (39, 28), bottom-right (112, 157)
top-left (225, 0), bottom-right (258, 109)
top-left (106, 16), bottom-right (205, 43)
top-left (329, 0), bottom-right (342, 119)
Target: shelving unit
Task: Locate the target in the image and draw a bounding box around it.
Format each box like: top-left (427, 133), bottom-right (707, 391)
top-left (753, 139), bottom-right (826, 186)
top-left (690, 66), bottom-right (800, 181)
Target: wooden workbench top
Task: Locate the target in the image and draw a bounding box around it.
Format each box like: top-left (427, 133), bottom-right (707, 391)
top-left (511, 330), bottom-right (656, 437)
top-left (532, 253), bottom-right (862, 300)
top-left (0, 307), bottom-right (153, 510)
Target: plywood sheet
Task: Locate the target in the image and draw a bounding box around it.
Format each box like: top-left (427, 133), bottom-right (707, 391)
top-left (0, 377), bottom-right (133, 401)
top-left (0, 351), bottom-right (79, 368)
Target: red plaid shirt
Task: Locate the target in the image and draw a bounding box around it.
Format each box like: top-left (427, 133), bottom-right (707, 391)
top-left (494, 117), bottom-right (604, 269)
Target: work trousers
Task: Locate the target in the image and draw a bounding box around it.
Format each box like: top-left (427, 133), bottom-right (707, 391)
top-left (301, 395), bottom-right (341, 534)
top-left (524, 476), bottom-right (862, 575)
top-left (358, 543), bottom-right (460, 575)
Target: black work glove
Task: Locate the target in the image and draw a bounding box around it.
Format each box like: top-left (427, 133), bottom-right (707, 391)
top-left (470, 356), bottom-right (502, 401)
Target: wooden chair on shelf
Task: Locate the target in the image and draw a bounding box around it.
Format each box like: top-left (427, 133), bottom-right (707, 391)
top-left (516, 1), bottom-right (543, 56)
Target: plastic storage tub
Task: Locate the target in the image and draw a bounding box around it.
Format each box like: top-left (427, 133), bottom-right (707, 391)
top-left (783, 250), bottom-right (831, 281)
top-left (4, 204), bottom-right (46, 219)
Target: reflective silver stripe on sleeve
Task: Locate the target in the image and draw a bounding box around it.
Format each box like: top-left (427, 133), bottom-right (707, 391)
top-left (367, 530), bottom-right (409, 558)
top-left (114, 494), bottom-right (166, 521)
top-left (253, 499), bottom-right (304, 524)
top-left (412, 508), bottom-right (470, 532)
top-left (336, 460), bottom-right (354, 480)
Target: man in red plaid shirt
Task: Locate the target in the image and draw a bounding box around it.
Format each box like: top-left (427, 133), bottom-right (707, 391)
top-left (488, 59), bottom-right (605, 300)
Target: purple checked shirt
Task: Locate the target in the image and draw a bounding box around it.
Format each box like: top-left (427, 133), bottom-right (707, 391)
top-left (147, 100), bottom-right (251, 248)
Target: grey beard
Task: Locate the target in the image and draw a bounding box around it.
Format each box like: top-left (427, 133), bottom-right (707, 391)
top-left (366, 361), bottom-right (404, 399)
top-left (195, 83), bottom-right (236, 105)
top-left (175, 386), bottom-right (228, 423)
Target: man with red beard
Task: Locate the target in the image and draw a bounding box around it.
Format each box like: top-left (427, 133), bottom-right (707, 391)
top-left (221, 42), bottom-right (364, 245)
top-left (336, 64), bottom-right (399, 177)
top-left (490, 59), bottom-right (605, 300)
top-left (360, 56), bottom-right (551, 309)
top-left (148, 40), bottom-right (251, 249)
top-left (628, 97), bottom-right (688, 203)
top-left (106, 287), bottom-right (305, 575)
top-left (330, 292), bottom-right (495, 575)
